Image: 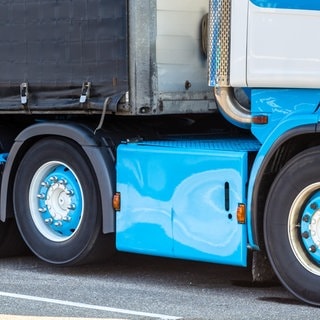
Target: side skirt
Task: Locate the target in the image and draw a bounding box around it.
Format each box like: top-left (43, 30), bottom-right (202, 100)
top-left (116, 138), bottom-right (260, 267)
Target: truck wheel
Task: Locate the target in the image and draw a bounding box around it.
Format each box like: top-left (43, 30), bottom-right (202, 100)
top-left (264, 146), bottom-right (320, 306)
top-left (13, 138), bottom-right (111, 265)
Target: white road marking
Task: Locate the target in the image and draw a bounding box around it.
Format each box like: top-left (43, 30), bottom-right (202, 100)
top-left (0, 291), bottom-right (181, 320)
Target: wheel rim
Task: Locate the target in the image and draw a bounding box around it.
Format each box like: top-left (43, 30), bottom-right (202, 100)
top-left (29, 161), bottom-right (84, 242)
top-left (288, 182), bottom-right (320, 275)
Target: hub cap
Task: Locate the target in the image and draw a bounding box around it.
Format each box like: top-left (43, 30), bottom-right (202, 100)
top-left (29, 161), bottom-right (83, 242)
top-left (288, 183), bottom-right (320, 275)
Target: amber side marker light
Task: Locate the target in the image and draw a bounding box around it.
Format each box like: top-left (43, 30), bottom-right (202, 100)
top-left (237, 203), bottom-right (246, 224)
top-left (113, 192), bottom-right (121, 211)
top-left (252, 115), bottom-right (268, 124)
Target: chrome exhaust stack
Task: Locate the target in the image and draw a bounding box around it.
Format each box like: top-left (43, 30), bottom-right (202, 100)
top-left (208, 0), bottom-right (251, 129)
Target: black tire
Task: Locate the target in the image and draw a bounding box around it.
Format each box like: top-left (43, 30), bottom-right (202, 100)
top-left (264, 146), bottom-right (320, 305)
top-left (0, 219), bottom-right (30, 257)
top-left (13, 137), bottom-right (113, 265)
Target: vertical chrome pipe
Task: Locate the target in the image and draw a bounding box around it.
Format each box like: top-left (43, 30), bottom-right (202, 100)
top-left (208, 0), bottom-right (251, 129)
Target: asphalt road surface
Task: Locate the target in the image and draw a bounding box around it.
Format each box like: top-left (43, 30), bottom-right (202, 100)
top-left (0, 252), bottom-right (318, 320)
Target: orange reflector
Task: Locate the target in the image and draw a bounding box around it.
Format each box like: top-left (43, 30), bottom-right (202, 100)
top-left (252, 115), bottom-right (268, 124)
top-left (112, 192), bottom-right (121, 211)
top-left (237, 203), bottom-right (246, 224)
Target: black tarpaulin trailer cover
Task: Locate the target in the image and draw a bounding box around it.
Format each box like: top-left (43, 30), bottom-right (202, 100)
top-left (0, 0), bottom-right (128, 113)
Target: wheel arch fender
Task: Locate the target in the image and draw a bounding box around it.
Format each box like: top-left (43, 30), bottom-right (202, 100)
top-left (1, 122), bottom-right (115, 234)
top-left (248, 124), bottom-right (320, 249)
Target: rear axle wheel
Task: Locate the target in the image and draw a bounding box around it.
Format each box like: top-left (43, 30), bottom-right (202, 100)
top-left (14, 137), bottom-right (112, 265)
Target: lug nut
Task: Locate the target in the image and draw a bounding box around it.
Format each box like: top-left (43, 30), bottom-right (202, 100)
top-left (302, 215), bottom-right (310, 223)
top-left (65, 189), bottom-right (74, 196)
top-left (45, 218), bottom-right (53, 224)
top-left (309, 245), bottom-right (317, 253)
top-left (310, 202), bottom-right (318, 210)
top-left (302, 231), bottom-right (310, 239)
top-left (41, 181), bottom-right (49, 188)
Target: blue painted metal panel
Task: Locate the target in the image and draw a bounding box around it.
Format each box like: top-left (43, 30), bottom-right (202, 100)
top-left (116, 138), bottom-right (259, 267)
top-left (247, 88), bottom-right (320, 248)
top-left (251, 89), bottom-right (320, 144)
top-left (250, 0), bottom-right (320, 10)
top-left (0, 153), bottom-right (8, 163)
